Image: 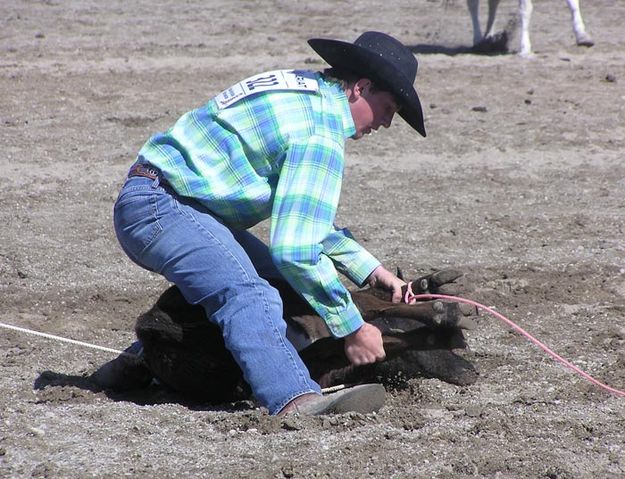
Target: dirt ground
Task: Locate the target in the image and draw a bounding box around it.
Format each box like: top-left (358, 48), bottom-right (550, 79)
top-left (1, 0), bottom-right (624, 477)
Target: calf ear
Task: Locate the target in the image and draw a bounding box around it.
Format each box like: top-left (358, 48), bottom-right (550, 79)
top-left (411, 269), bottom-right (464, 294)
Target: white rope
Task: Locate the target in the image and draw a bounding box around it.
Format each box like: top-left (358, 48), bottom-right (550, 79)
top-left (0, 321), bottom-right (126, 356)
top-left (321, 384), bottom-right (347, 394)
top-left (1, 320), bottom-right (351, 394)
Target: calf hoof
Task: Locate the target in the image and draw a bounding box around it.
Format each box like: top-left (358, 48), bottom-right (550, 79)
top-left (431, 301), bottom-right (476, 330)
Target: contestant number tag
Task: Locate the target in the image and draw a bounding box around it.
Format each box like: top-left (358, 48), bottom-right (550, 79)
top-left (215, 70), bottom-right (319, 109)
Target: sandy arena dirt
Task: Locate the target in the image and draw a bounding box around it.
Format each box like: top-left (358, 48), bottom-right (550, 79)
top-left (1, 1), bottom-right (624, 477)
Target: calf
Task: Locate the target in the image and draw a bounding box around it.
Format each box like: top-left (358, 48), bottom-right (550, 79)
top-left (134, 270), bottom-right (478, 403)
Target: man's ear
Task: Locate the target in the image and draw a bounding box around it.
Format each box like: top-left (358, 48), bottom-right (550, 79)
top-left (347, 78), bottom-right (371, 102)
top-left (354, 78), bottom-right (372, 95)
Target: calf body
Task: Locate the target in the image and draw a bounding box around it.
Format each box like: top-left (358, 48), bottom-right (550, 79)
top-left (135, 273), bottom-right (477, 403)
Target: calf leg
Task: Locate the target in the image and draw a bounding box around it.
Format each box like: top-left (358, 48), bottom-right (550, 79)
top-left (300, 325), bottom-right (469, 386)
top-left (355, 293), bottom-right (475, 331)
top-left (313, 349), bottom-right (478, 389)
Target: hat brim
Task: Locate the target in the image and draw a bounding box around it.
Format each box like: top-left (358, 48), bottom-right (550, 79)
top-left (308, 38), bottom-right (426, 137)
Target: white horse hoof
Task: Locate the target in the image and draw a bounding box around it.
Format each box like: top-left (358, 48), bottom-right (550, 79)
top-left (576, 33), bottom-right (594, 47)
top-left (518, 50), bottom-right (535, 59)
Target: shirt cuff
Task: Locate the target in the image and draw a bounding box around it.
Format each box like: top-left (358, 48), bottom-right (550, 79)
top-left (343, 252), bottom-right (381, 287)
top-left (323, 300), bottom-right (365, 338)
top-left (321, 227), bottom-right (381, 287)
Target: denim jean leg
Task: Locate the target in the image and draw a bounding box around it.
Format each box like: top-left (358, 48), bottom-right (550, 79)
top-left (232, 230), bottom-right (284, 280)
top-left (113, 180), bottom-right (320, 414)
top-left (233, 230), bottom-right (316, 353)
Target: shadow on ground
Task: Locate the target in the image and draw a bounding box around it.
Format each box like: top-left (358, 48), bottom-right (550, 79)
top-left (409, 31), bottom-right (509, 55)
top-left (32, 370), bottom-right (256, 411)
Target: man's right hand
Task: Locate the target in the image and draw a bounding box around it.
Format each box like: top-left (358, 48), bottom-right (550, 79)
top-left (344, 323), bottom-right (386, 366)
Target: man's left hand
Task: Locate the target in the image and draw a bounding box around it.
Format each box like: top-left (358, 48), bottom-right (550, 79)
top-left (366, 265), bottom-right (406, 303)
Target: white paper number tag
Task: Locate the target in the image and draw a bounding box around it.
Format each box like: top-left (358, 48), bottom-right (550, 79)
top-left (215, 70), bottom-right (319, 109)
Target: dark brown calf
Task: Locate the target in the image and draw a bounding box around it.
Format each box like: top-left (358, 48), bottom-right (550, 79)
top-left (135, 271), bottom-right (478, 403)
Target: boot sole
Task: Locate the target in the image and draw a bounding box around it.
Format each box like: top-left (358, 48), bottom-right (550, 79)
top-left (300, 383), bottom-right (386, 415)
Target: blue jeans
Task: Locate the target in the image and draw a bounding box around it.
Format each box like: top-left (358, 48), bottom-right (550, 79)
top-left (113, 173), bottom-right (321, 414)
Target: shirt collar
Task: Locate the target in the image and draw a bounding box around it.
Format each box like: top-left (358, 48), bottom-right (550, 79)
top-left (318, 74), bottom-right (356, 140)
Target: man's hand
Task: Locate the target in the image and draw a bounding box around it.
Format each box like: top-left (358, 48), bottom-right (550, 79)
top-left (366, 265), bottom-right (406, 303)
top-left (344, 323), bottom-right (386, 366)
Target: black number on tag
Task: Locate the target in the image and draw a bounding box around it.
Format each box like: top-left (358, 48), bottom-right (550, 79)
top-left (246, 74), bottom-right (279, 91)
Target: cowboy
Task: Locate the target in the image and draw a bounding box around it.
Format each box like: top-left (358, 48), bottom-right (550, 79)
top-left (93, 31), bottom-right (426, 415)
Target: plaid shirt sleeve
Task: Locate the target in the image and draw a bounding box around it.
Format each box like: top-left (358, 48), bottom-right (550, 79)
top-left (321, 226), bottom-right (380, 286)
top-left (270, 135), bottom-right (379, 338)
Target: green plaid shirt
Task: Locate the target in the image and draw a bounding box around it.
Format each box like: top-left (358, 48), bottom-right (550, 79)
top-left (138, 71), bottom-right (380, 337)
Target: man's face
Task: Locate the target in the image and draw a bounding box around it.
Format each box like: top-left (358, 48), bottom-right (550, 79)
top-left (348, 79), bottom-right (400, 140)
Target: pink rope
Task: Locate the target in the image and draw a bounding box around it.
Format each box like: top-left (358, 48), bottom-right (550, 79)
top-left (404, 285), bottom-right (625, 398)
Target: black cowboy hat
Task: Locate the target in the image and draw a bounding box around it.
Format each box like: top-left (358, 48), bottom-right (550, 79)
top-left (308, 31), bottom-right (426, 137)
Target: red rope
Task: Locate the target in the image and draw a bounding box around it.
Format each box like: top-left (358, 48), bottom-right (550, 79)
top-left (404, 285), bottom-right (625, 398)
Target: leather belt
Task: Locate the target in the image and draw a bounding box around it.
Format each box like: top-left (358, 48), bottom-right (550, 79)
top-left (127, 163), bottom-right (169, 187)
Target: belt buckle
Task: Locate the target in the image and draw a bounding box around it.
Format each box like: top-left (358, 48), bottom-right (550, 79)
top-left (129, 163), bottom-right (159, 180)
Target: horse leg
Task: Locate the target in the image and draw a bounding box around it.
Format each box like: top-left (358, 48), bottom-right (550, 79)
top-left (518, 0), bottom-right (534, 56)
top-left (467, 0), bottom-right (482, 45)
top-left (566, 0), bottom-right (594, 46)
top-left (468, 0), bottom-right (508, 54)
top-left (484, 0), bottom-right (502, 39)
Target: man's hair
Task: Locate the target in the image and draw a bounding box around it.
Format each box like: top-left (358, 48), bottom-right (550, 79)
top-left (322, 67), bottom-right (387, 95)
top-left (322, 67), bottom-right (361, 88)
